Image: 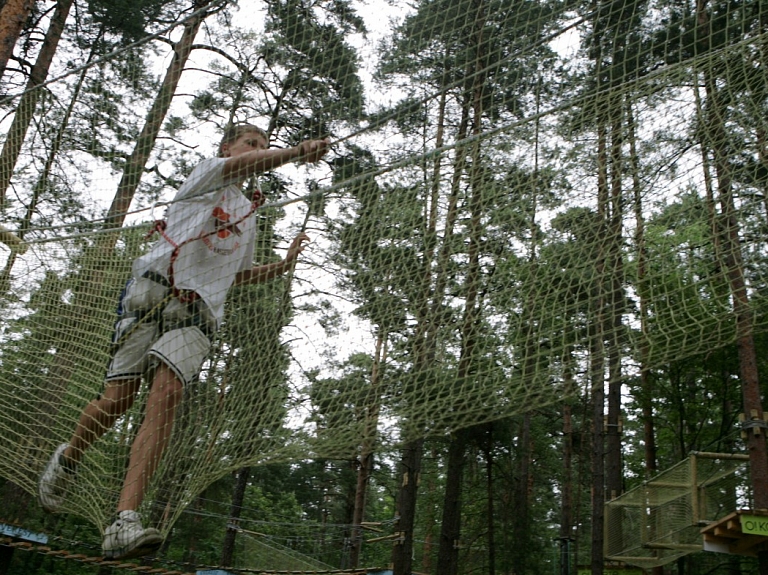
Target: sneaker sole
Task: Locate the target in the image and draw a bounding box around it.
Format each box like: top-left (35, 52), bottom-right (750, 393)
top-left (103, 532), bottom-right (163, 560)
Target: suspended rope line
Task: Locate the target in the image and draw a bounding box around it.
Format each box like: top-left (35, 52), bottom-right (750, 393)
top-left (5, 0), bottom-right (716, 248)
top-left (12, 16), bottom-right (755, 249)
top-left (330, 6), bottom-right (601, 148)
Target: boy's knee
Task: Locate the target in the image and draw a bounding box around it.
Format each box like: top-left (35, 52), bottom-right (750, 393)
top-left (151, 365), bottom-right (183, 403)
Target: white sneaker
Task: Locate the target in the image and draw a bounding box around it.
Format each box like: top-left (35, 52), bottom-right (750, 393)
top-left (102, 510), bottom-right (163, 559)
top-left (38, 443), bottom-right (75, 512)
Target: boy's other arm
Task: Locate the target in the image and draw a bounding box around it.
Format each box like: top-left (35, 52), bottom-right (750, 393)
top-left (234, 233), bottom-right (310, 286)
top-left (223, 139), bottom-right (330, 181)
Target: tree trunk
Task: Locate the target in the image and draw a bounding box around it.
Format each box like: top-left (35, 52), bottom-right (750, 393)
top-left (590, 320), bottom-right (606, 575)
top-left (392, 49), bottom-right (471, 575)
top-left (699, 0), bottom-right (768, 505)
top-left (627, 99), bottom-right (656, 478)
top-left (512, 413), bottom-right (532, 575)
top-left (436, 430), bottom-right (469, 575)
top-left (435, 1), bottom-right (488, 569)
top-left (0, 30), bottom-right (100, 293)
top-left (0, 0), bottom-right (73, 206)
top-left (590, 116), bottom-right (609, 575)
top-left (605, 102), bottom-right (624, 503)
top-left (220, 467), bottom-right (250, 567)
top-left (349, 329), bottom-right (387, 568)
top-left (421, 444), bottom-right (439, 572)
top-left (628, 97), bottom-right (666, 575)
top-left (0, 0), bottom-right (35, 78)
top-left (485, 429), bottom-right (495, 575)
top-left (696, 3), bottom-right (768, 575)
top-left (391, 438), bottom-right (424, 575)
top-left (561, 344), bottom-right (576, 575)
top-left (103, 0), bottom-right (212, 230)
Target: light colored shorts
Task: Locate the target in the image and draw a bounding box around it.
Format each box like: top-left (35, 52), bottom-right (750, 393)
top-left (106, 277), bottom-right (214, 386)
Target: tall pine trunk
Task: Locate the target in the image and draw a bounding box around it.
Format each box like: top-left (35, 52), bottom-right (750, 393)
top-left (590, 116), bottom-right (609, 575)
top-left (0, 0), bottom-right (74, 205)
top-left (696, 1), bottom-right (768, 574)
top-left (349, 329), bottom-right (387, 568)
top-left (391, 438), bottom-right (424, 575)
top-left (0, 0), bottom-right (35, 79)
top-left (484, 428), bottom-right (495, 575)
top-left (560, 343), bottom-right (576, 575)
top-left (392, 48), bottom-right (471, 575)
top-left (605, 100), bottom-right (624, 503)
top-left (104, 0), bottom-right (212, 229)
top-left (435, 1), bottom-right (487, 570)
top-left (0, 27), bottom-right (102, 293)
top-left (221, 467), bottom-right (250, 567)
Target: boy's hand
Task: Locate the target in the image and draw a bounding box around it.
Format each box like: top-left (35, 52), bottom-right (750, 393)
top-left (286, 232), bottom-right (310, 263)
top-left (297, 139), bottom-right (330, 163)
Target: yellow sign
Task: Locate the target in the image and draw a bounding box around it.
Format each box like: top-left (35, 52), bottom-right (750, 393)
top-left (741, 515), bottom-right (768, 536)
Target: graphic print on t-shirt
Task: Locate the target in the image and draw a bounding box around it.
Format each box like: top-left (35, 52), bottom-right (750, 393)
top-left (202, 194), bottom-right (244, 256)
top-left (212, 206), bottom-right (242, 239)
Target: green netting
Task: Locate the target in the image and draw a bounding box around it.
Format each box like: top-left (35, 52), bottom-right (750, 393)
top-left (605, 453), bottom-right (752, 568)
top-left (0, 0), bottom-right (766, 545)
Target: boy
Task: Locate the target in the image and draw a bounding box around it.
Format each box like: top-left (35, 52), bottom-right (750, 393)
top-left (38, 124), bottom-right (330, 560)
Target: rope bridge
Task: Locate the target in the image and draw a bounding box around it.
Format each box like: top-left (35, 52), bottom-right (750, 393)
top-left (0, 0), bottom-right (767, 553)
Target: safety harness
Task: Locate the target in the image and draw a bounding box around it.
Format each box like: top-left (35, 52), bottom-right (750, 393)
top-left (113, 187), bottom-right (266, 348)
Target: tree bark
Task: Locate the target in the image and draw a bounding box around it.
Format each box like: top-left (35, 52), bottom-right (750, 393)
top-left (349, 329), bottom-right (387, 568)
top-left (560, 344), bottom-right (575, 575)
top-left (590, 116), bottom-right (609, 575)
top-left (696, 2), bottom-right (768, 574)
top-left (103, 0), bottom-right (212, 230)
top-left (392, 44), bottom-right (471, 575)
top-left (220, 467), bottom-right (250, 567)
top-left (485, 430), bottom-right (495, 575)
top-left (0, 29), bottom-right (100, 293)
top-left (436, 430), bottom-right (469, 575)
top-left (605, 100), bottom-right (624, 503)
top-left (628, 98), bottom-right (663, 575)
top-left (0, 0), bottom-right (73, 206)
top-left (627, 99), bottom-right (656, 479)
top-left (0, 0), bottom-right (35, 78)
top-left (391, 438), bottom-right (424, 575)
top-left (434, 1), bottom-right (488, 570)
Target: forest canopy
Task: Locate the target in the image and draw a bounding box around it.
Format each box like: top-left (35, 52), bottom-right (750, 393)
top-left (0, 0), bottom-right (767, 574)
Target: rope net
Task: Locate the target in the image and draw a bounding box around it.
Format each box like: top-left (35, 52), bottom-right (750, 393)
top-left (605, 453), bottom-right (751, 568)
top-left (0, 0), bottom-right (766, 539)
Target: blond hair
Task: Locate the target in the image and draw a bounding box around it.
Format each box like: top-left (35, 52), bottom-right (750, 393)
top-left (218, 123), bottom-right (268, 156)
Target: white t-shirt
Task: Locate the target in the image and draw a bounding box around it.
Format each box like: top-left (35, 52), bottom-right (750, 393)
top-left (133, 157), bottom-right (258, 327)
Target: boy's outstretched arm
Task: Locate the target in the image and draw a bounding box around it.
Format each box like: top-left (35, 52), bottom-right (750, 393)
top-left (234, 233), bottom-right (310, 286)
top-left (223, 139), bottom-right (330, 182)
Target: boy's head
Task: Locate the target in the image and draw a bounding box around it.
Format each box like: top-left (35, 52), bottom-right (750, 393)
top-left (219, 123), bottom-right (268, 157)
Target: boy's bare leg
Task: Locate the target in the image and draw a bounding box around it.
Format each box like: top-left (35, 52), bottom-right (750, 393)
top-left (117, 363), bottom-right (183, 512)
top-left (64, 378), bottom-right (141, 465)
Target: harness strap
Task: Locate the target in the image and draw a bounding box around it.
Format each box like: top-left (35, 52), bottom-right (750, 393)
top-left (137, 271), bottom-right (213, 338)
top-left (145, 194), bottom-right (264, 304)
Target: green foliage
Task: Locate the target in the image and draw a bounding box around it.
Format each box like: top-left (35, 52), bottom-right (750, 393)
top-left (86, 0), bottom-right (182, 40)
